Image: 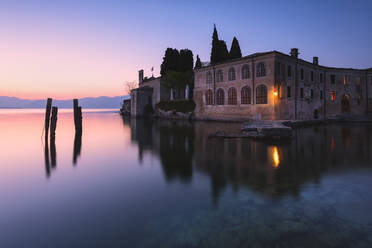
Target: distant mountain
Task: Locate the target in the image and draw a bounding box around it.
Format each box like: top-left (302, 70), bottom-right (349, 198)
top-left (0, 95), bottom-right (130, 109)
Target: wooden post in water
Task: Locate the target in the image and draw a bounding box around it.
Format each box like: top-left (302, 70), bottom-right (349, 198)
top-left (44, 98), bottom-right (52, 139)
top-left (73, 99), bottom-right (82, 133)
top-left (50, 106), bottom-right (58, 167)
top-left (50, 106), bottom-right (58, 139)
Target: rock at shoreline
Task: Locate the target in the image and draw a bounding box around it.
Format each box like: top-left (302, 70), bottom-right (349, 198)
top-left (209, 122), bottom-right (292, 139)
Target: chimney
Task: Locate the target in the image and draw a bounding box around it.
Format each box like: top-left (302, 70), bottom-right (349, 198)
top-left (138, 69), bottom-right (144, 84)
top-left (313, 57), bottom-right (319, 65)
top-left (290, 48), bottom-right (299, 58)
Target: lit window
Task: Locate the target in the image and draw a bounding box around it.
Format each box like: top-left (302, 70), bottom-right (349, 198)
top-left (331, 91), bottom-right (335, 101)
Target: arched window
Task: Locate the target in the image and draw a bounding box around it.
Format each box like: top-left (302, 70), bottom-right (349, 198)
top-left (205, 90), bottom-right (213, 105)
top-left (256, 62), bottom-right (266, 77)
top-left (241, 86), bottom-right (251, 104)
top-left (228, 88), bottom-right (237, 105)
top-left (216, 70), bottom-right (223, 82)
top-left (206, 71), bottom-right (212, 84)
top-left (216, 89), bottom-right (225, 105)
top-left (228, 67), bottom-right (236, 81)
top-left (242, 64), bottom-right (250, 79)
top-left (256, 85), bottom-right (267, 104)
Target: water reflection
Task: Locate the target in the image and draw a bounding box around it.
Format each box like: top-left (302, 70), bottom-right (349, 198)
top-left (73, 131), bottom-right (82, 165)
top-left (125, 118), bottom-right (372, 204)
top-left (44, 135), bottom-right (57, 177)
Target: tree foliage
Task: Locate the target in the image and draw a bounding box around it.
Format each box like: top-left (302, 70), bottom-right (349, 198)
top-left (160, 48), bottom-right (194, 92)
top-left (194, 55), bottom-right (202, 69)
top-left (229, 36), bottom-right (242, 59)
top-left (210, 25), bottom-right (229, 64)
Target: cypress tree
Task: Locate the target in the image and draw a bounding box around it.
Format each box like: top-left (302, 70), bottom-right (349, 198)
top-left (217, 40), bottom-right (229, 63)
top-left (229, 36), bottom-right (242, 59)
top-left (210, 24), bottom-right (219, 64)
top-left (195, 55), bottom-right (202, 69)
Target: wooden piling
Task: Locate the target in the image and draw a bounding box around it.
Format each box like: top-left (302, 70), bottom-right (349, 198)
top-left (44, 98), bottom-right (52, 139)
top-left (50, 106), bottom-right (58, 139)
top-left (73, 99), bottom-right (82, 133)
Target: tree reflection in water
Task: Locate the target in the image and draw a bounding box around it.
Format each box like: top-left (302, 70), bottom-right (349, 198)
top-left (124, 117), bottom-right (372, 205)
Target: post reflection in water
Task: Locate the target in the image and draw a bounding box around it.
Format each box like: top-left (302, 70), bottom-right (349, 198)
top-left (43, 135), bottom-right (57, 177)
top-left (124, 118), bottom-right (372, 204)
top-left (73, 131), bottom-right (82, 165)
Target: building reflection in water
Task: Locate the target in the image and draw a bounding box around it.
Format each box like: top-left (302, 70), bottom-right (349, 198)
top-left (123, 117), bottom-right (372, 205)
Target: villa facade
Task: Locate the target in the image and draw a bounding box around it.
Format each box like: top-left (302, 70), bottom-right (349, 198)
top-left (193, 48), bottom-right (372, 120)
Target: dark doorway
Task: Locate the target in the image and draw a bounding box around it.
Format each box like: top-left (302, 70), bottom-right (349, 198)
top-left (341, 94), bottom-right (351, 113)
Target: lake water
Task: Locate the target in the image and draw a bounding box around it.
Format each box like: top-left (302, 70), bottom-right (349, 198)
top-left (1, 109), bottom-right (372, 248)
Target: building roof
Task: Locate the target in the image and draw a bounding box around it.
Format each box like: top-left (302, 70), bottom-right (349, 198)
top-left (196, 50), bottom-right (371, 72)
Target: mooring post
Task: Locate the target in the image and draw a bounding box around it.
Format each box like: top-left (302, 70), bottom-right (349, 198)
top-left (73, 99), bottom-right (82, 132)
top-left (44, 98), bottom-right (52, 139)
top-left (50, 106), bottom-right (58, 139)
top-left (50, 106), bottom-right (58, 167)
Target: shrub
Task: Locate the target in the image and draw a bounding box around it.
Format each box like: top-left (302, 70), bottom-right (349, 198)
top-left (156, 100), bottom-right (195, 113)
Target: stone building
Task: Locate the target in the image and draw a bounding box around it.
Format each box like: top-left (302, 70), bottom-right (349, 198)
top-left (130, 69), bottom-right (170, 117)
top-left (193, 48), bottom-right (372, 120)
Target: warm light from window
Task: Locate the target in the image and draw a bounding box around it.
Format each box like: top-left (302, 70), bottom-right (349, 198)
top-left (331, 91), bottom-right (335, 101)
top-left (273, 146), bottom-right (280, 168)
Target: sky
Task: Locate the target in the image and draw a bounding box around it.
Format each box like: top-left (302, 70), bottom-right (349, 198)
top-left (1, 0), bottom-right (371, 99)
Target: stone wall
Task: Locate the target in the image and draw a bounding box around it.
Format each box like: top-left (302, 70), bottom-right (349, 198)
top-left (194, 50), bottom-right (371, 121)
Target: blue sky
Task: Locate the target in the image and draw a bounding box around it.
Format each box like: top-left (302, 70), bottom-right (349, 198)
top-left (1, 0), bottom-right (371, 98)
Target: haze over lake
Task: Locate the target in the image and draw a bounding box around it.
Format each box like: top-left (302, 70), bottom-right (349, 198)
top-left (1, 109), bottom-right (372, 247)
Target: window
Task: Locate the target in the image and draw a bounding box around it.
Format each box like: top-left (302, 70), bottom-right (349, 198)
top-left (205, 90), bottom-right (213, 105)
top-left (206, 71), bottom-right (212, 84)
top-left (311, 71), bottom-right (314, 81)
top-left (343, 75), bottom-right (347, 85)
top-left (256, 62), bottom-right (266, 77)
top-left (277, 62), bottom-right (281, 75)
top-left (300, 88), bottom-right (304, 98)
top-left (301, 68), bottom-right (304, 80)
top-left (228, 67), bottom-right (236, 81)
top-left (241, 86), bottom-right (251, 104)
top-left (320, 73), bottom-right (323, 83)
top-left (320, 90), bottom-right (323, 100)
top-left (287, 65), bottom-right (292, 78)
top-left (256, 85), bottom-right (267, 104)
top-left (331, 91), bottom-right (335, 101)
top-left (242, 64), bottom-right (250, 79)
top-left (216, 89), bottom-right (224, 105)
top-left (311, 89), bottom-right (314, 99)
top-left (287, 86), bottom-right (291, 98)
top-left (216, 70), bottom-right (223, 82)
top-left (228, 88), bottom-right (237, 105)
top-left (331, 74), bottom-right (335, 84)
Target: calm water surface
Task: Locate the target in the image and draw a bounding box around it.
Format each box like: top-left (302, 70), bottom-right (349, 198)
top-left (1, 109), bottom-right (372, 248)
